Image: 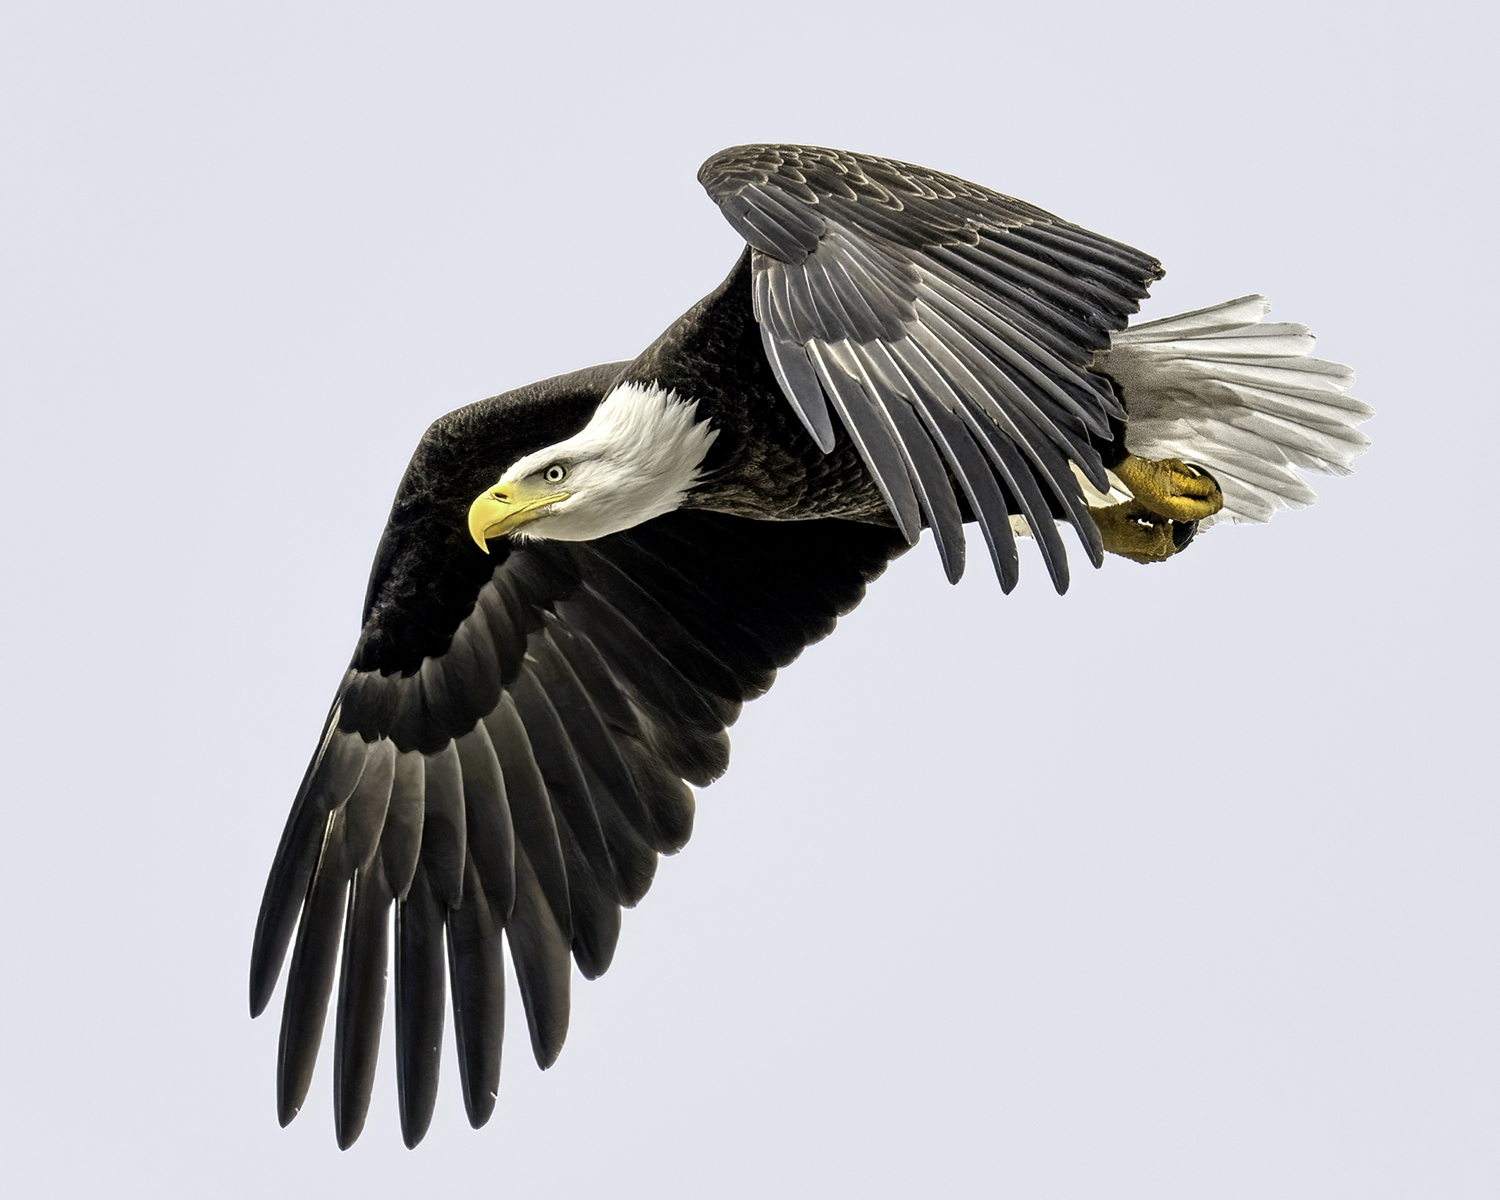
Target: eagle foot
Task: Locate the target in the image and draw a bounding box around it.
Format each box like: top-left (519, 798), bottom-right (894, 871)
top-left (1090, 500), bottom-right (1199, 564)
top-left (1111, 455), bottom-right (1223, 522)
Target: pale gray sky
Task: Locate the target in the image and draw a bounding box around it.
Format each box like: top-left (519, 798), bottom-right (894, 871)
top-left (2, 1), bottom-right (1494, 1196)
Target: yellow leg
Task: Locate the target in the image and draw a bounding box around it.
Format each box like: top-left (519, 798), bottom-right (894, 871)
top-left (1111, 455), bottom-right (1224, 522)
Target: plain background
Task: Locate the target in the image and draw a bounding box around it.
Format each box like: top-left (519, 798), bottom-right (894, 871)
top-left (2, 2), bottom-right (1494, 1196)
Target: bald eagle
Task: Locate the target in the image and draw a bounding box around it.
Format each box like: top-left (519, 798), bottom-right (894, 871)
top-left (249, 145), bottom-right (1370, 1147)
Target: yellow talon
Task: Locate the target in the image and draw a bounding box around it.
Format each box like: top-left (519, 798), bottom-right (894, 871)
top-left (1089, 500), bottom-right (1187, 564)
top-left (1111, 455), bottom-right (1224, 522)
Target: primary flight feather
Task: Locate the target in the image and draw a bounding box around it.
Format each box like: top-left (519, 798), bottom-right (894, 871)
top-left (250, 144), bottom-right (1370, 1147)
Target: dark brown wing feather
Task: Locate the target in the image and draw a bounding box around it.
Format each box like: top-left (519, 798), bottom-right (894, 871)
top-left (251, 377), bottom-right (909, 1145)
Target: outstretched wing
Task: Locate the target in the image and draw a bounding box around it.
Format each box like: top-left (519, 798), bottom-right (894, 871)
top-left (699, 144), bottom-right (1164, 592)
top-left (250, 499), bottom-right (908, 1148)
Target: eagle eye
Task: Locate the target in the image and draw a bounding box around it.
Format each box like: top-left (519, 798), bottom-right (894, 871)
top-left (543, 463), bottom-right (568, 485)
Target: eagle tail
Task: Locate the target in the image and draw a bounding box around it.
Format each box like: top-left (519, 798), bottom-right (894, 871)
top-left (1095, 296), bottom-right (1372, 528)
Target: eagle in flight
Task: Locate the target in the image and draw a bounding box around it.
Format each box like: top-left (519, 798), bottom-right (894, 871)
top-left (249, 144), bottom-right (1371, 1147)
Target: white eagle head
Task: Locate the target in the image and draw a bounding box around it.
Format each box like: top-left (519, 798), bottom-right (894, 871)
top-left (466, 382), bottom-right (718, 547)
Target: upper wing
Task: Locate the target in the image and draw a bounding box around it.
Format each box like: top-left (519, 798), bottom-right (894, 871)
top-left (1097, 295), bottom-right (1371, 527)
top-left (250, 505), bottom-right (908, 1148)
top-left (699, 144), bottom-right (1164, 592)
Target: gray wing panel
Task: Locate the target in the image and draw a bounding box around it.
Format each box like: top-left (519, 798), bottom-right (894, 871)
top-left (700, 143), bottom-right (1163, 591)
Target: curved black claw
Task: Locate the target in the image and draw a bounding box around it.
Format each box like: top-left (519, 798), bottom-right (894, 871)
top-left (1171, 518), bottom-right (1199, 552)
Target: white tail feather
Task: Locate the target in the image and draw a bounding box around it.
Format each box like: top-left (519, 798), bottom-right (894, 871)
top-left (1097, 296), bottom-right (1372, 529)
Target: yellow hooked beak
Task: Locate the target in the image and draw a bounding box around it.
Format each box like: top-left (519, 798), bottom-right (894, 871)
top-left (467, 483), bottom-right (569, 551)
